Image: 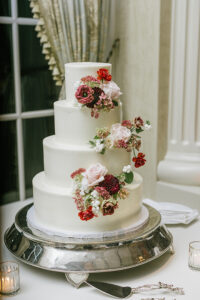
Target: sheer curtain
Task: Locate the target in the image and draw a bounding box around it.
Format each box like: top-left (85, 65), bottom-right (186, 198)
top-left (30, 0), bottom-right (116, 98)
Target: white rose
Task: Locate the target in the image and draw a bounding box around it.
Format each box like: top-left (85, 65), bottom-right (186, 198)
top-left (92, 206), bottom-right (100, 214)
top-left (101, 81), bottom-right (122, 100)
top-left (84, 163), bottom-right (108, 186)
top-left (145, 123), bottom-right (152, 130)
top-left (80, 189), bottom-right (85, 196)
top-left (105, 137), bottom-right (114, 149)
top-left (81, 177), bottom-right (89, 188)
top-left (91, 199), bottom-right (100, 207)
top-left (91, 199), bottom-right (100, 214)
top-left (91, 190), bottom-right (99, 198)
top-left (110, 123), bottom-right (131, 143)
top-left (123, 165), bottom-right (132, 173)
top-left (95, 142), bottom-right (105, 153)
top-left (80, 177), bottom-right (89, 195)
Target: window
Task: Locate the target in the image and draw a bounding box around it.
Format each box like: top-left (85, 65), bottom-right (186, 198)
top-left (0, 0), bottom-right (60, 205)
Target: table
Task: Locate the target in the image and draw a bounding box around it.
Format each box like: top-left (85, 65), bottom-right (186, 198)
top-left (0, 200), bottom-right (199, 300)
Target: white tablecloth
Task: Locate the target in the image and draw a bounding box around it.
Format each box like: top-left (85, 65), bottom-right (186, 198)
top-left (0, 200), bottom-right (199, 300)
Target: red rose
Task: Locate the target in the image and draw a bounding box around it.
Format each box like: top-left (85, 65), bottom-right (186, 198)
top-left (121, 120), bottom-right (132, 128)
top-left (75, 85), bottom-right (94, 104)
top-left (97, 68), bottom-right (112, 81)
top-left (102, 202), bottom-right (117, 216)
top-left (99, 174), bottom-right (120, 195)
top-left (71, 168), bottom-right (86, 179)
top-left (78, 206), bottom-right (95, 221)
top-left (132, 152), bottom-right (146, 168)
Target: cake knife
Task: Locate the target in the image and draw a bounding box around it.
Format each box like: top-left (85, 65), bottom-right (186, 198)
top-left (65, 273), bottom-right (184, 299)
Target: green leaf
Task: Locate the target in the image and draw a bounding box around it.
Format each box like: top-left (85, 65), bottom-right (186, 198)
top-left (146, 120), bottom-right (150, 125)
top-left (89, 140), bottom-right (96, 146)
top-left (112, 100), bottom-right (118, 106)
top-left (94, 135), bottom-right (99, 139)
top-left (136, 128), bottom-right (144, 134)
top-left (113, 193), bottom-right (118, 200)
top-left (124, 171), bottom-right (134, 184)
top-left (100, 148), bottom-right (106, 155)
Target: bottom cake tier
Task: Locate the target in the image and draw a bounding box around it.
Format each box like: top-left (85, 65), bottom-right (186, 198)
top-left (32, 171), bottom-right (144, 234)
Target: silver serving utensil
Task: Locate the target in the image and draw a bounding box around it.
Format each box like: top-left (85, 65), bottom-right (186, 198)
top-left (65, 273), bottom-right (132, 298)
top-left (65, 273), bottom-right (184, 299)
top-left (86, 280), bottom-right (132, 298)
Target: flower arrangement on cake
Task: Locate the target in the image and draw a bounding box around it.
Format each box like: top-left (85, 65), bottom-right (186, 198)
top-left (74, 68), bottom-right (121, 118)
top-left (89, 117), bottom-right (151, 167)
top-left (71, 163), bottom-right (134, 221)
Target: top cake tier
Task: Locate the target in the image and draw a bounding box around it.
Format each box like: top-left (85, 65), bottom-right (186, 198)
top-left (65, 62), bottom-right (111, 103)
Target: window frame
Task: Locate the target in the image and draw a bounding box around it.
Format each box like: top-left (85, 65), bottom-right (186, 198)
top-left (0, 0), bottom-right (54, 202)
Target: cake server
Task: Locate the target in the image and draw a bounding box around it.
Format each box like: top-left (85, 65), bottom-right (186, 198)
top-left (65, 273), bottom-right (184, 299)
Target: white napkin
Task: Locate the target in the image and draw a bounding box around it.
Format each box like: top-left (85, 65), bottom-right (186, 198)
top-left (143, 198), bottom-right (199, 225)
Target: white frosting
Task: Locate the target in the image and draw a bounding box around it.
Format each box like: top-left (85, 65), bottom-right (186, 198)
top-left (33, 171), bottom-right (143, 233)
top-left (54, 100), bottom-right (122, 145)
top-left (43, 135), bottom-right (131, 188)
top-left (65, 62), bottom-right (111, 103)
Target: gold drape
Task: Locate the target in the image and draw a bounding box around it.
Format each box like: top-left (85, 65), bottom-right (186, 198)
top-left (30, 0), bottom-right (112, 98)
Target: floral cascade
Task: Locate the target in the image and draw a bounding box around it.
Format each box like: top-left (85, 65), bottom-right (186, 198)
top-left (75, 68), bottom-right (121, 118)
top-left (71, 163), bottom-right (134, 221)
top-left (89, 117), bottom-right (151, 168)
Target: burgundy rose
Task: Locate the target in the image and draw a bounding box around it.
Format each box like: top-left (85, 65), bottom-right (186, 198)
top-left (99, 174), bottom-right (120, 195)
top-left (86, 87), bottom-right (104, 108)
top-left (75, 85), bottom-right (94, 104)
top-left (134, 117), bottom-right (144, 128)
top-left (102, 202), bottom-right (116, 216)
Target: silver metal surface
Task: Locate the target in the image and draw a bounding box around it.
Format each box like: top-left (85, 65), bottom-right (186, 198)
top-left (86, 280), bottom-right (133, 298)
top-left (4, 203), bottom-right (173, 274)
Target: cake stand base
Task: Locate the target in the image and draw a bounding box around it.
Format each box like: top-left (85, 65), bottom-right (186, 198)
top-left (4, 203), bottom-right (173, 282)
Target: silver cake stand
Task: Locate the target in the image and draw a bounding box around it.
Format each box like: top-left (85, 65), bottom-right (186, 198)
top-left (4, 203), bottom-right (173, 290)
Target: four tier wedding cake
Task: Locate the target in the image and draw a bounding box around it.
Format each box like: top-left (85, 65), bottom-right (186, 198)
top-left (31, 62), bottom-right (150, 235)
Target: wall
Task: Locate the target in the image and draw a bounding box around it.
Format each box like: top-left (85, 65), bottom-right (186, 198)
top-left (113, 0), bottom-right (163, 199)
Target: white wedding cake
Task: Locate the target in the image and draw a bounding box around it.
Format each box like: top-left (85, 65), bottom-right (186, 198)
top-left (31, 62), bottom-right (149, 235)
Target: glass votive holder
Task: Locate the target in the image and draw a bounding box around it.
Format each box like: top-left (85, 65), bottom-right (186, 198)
top-left (0, 261), bottom-right (20, 295)
top-left (188, 241), bottom-right (200, 270)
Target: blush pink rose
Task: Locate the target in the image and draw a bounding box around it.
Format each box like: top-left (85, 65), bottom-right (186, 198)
top-left (110, 123), bottom-right (131, 143)
top-left (84, 163), bottom-right (108, 186)
top-left (101, 81), bottom-right (122, 100)
top-left (75, 85), bottom-right (94, 104)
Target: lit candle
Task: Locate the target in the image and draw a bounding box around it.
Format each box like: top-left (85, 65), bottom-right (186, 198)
top-left (1, 276), bottom-right (13, 293)
top-left (189, 241), bottom-right (200, 270)
top-left (0, 262), bottom-right (20, 295)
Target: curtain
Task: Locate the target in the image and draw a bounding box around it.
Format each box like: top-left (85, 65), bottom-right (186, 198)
top-left (30, 0), bottom-right (115, 99)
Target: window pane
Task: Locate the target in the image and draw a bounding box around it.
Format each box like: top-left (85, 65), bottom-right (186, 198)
top-left (23, 116), bottom-right (54, 198)
top-left (0, 121), bottom-right (19, 205)
top-left (18, 0), bottom-right (32, 18)
top-left (0, 0), bottom-right (11, 16)
top-left (19, 25), bottom-right (60, 112)
top-left (0, 24), bottom-right (15, 114)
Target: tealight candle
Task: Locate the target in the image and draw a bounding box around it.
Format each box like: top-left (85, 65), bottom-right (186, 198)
top-left (0, 262), bottom-right (20, 295)
top-left (188, 241), bottom-right (200, 270)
